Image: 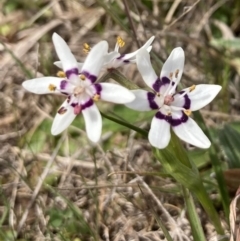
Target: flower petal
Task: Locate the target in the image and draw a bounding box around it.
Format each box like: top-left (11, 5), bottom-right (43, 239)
top-left (148, 114), bottom-right (171, 149)
top-left (136, 49), bottom-right (158, 90)
top-left (81, 41), bottom-right (108, 83)
top-left (92, 83), bottom-right (135, 104)
top-left (22, 77), bottom-right (74, 94)
top-left (186, 84), bottom-right (221, 111)
top-left (123, 36), bottom-right (155, 60)
top-left (103, 52), bottom-right (121, 66)
top-left (54, 61), bottom-right (83, 72)
top-left (51, 99), bottom-right (76, 135)
top-left (171, 92), bottom-right (191, 110)
top-left (172, 117), bottom-right (211, 148)
top-left (82, 102), bottom-right (102, 142)
top-left (52, 33), bottom-right (78, 70)
top-left (160, 47), bottom-right (185, 89)
top-left (125, 90), bottom-right (158, 111)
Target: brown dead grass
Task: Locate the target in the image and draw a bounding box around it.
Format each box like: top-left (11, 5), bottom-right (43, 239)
top-left (1, 0), bottom-right (240, 240)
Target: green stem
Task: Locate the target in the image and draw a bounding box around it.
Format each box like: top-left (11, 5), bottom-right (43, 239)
top-left (194, 111), bottom-right (230, 219)
top-left (107, 69), bottom-right (140, 90)
top-left (182, 186), bottom-right (206, 241)
top-left (154, 137), bottom-right (224, 235)
top-left (101, 111), bottom-right (148, 136)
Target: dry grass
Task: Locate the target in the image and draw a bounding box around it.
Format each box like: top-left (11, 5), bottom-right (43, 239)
top-left (1, 0), bottom-right (240, 240)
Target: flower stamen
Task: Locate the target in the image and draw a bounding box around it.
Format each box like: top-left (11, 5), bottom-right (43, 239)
top-left (67, 96), bottom-right (71, 103)
top-left (117, 36), bottom-right (125, 48)
top-left (175, 69), bottom-right (179, 78)
top-left (93, 94), bottom-right (100, 101)
top-left (184, 109), bottom-right (192, 116)
top-left (83, 43), bottom-right (91, 54)
top-left (79, 74), bottom-right (86, 81)
top-left (57, 71), bottom-right (66, 78)
top-left (189, 85), bottom-right (196, 92)
top-left (58, 107), bottom-right (67, 115)
top-left (48, 84), bottom-right (56, 91)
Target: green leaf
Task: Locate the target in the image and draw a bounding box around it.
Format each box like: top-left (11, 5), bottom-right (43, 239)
top-left (219, 124), bottom-right (240, 168)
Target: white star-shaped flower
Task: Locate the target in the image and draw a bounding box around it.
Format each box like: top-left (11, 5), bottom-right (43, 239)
top-left (102, 36), bottom-right (155, 70)
top-left (126, 48), bottom-right (222, 149)
top-left (54, 36), bottom-right (155, 71)
top-left (22, 33), bottom-right (135, 142)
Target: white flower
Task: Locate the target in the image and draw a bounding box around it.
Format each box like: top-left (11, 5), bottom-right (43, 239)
top-left (126, 48), bottom-right (222, 149)
top-left (54, 36), bottom-right (155, 71)
top-left (102, 36), bottom-right (155, 69)
top-left (22, 33), bottom-right (135, 142)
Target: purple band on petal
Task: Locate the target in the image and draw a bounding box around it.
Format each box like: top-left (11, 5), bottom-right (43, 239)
top-left (171, 114), bottom-right (188, 126)
top-left (123, 60), bottom-right (130, 63)
top-left (161, 76), bottom-right (172, 85)
top-left (153, 77), bottom-right (174, 93)
top-left (67, 96), bottom-right (71, 103)
top-left (71, 102), bottom-right (78, 107)
top-left (178, 91), bottom-right (191, 109)
top-left (81, 71), bottom-right (97, 83)
top-left (66, 68), bottom-right (79, 79)
top-left (117, 54), bottom-right (125, 60)
top-left (152, 77), bottom-right (161, 92)
top-left (156, 111), bottom-right (188, 127)
top-left (60, 80), bottom-right (68, 90)
top-left (147, 92), bottom-right (158, 109)
top-left (183, 94), bottom-right (190, 109)
top-left (81, 98), bottom-right (94, 110)
top-left (94, 83), bottom-right (102, 95)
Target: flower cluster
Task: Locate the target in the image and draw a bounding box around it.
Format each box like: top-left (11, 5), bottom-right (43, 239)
top-left (22, 33), bottom-right (221, 149)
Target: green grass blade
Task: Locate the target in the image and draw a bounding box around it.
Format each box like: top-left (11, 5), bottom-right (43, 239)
top-left (182, 186), bottom-right (206, 241)
top-left (194, 111), bottom-right (230, 219)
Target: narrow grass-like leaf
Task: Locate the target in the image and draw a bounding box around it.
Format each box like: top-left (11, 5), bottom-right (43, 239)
top-left (154, 148), bottom-right (225, 235)
top-left (182, 186), bottom-right (206, 241)
top-left (106, 69), bottom-right (140, 90)
top-left (153, 132), bottom-right (225, 235)
top-left (194, 111), bottom-right (230, 220)
top-left (219, 125), bottom-right (240, 168)
top-left (101, 111), bottom-right (148, 136)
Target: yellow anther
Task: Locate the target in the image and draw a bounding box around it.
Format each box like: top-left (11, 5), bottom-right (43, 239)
top-left (79, 74), bottom-right (86, 80)
top-left (92, 94), bottom-right (100, 101)
top-left (189, 85), bottom-right (196, 92)
top-left (48, 84), bottom-right (56, 91)
top-left (57, 71), bottom-right (66, 78)
top-left (175, 69), bottom-right (179, 78)
top-left (83, 43), bottom-right (91, 54)
top-left (167, 112), bottom-right (172, 116)
top-left (169, 72), bottom-right (173, 79)
top-left (117, 36), bottom-right (125, 48)
top-left (184, 109), bottom-right (192, 116)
